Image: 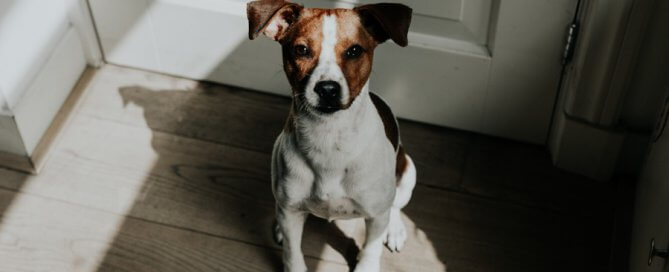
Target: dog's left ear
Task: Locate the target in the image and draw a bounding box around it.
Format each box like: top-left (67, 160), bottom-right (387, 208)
top-left (247, 0), bottom-right (302, 41)
top-left (354, 3), bottom-right (412, 47)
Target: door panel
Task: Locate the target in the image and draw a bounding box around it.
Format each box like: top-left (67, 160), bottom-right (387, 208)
top-left (333, 0), bottom-right (463, 20)
top-left (330, 0), bottom-right (492, 47)
top-left (89, 0), bottom-right (576, 144)
top-left (483, 0), bottom-right (578, 142)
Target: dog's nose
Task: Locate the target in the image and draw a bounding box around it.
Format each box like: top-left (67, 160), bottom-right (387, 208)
top-left (314, 81), bottom-right (341, 100)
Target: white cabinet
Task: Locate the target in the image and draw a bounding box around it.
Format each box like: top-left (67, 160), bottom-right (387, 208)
top-left (0, 0), bottom-right (98, 172)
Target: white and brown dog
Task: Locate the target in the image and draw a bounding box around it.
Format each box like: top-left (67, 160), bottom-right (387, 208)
top-left (247, 1), bottom-right (416, 271)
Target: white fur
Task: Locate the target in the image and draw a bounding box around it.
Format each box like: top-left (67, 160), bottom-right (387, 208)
top-left (304, 15), bottom-right (350, 108)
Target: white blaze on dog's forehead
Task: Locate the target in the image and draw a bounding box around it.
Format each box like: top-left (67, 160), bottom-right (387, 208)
top-left (321, 15), bottom-right (337, 56)
top-left (304, 14), bottom-right (350, 108)
top-left (317, 15), bottom-right (338, 78)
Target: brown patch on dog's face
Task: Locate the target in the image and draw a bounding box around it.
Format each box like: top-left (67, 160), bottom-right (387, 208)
top-left (279, 9), bottom-right (378, 113)
top-left (335, 12), bottom-right (377, 107)
top-left (280, 9), bottom-right (326, 94)
top-left (247, 1), bottom-right (412, 114)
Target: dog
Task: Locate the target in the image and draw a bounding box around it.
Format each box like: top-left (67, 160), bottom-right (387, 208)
top-left (247, 1), bottom-right (416, 271)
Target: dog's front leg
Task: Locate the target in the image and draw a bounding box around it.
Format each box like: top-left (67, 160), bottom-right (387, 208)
top-left (355, 210), bottom-right (390, 272)
top-left (277, 206), bottom-right (308, 272)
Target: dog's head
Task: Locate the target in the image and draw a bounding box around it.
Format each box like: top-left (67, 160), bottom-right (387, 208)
top-left (247, 0), bottom-right (411, 114)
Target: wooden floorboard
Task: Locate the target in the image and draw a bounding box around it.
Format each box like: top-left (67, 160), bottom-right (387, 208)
top-left (0, 65), bottom-right (614, 271)
top-left (77, 64), bottom-right (603, 208)
top-left (77, 65), bottom-right (288, 154)
top-left (460, 134), bottom-right (611, 213)
top-left (0, 188), bottom-right (348, 272)
top-left (0, 114), bottom-right (445, 271)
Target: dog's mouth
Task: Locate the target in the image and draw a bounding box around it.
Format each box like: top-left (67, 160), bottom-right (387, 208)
top-left (315, 105), bottom-right (341, 114)
top-left (313, 98), bottom-right (343, 114)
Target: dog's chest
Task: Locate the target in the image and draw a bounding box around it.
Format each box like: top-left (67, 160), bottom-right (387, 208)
top-left (305, 186), bottom-right (362, 220)
top-left (306, 196), bottom-right (361, 220)
top-left (299, 119), bottom-right (366, 167)
top-left (305, 180), bottom-right (362, 220)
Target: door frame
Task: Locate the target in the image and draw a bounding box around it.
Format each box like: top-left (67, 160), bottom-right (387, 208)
top-left (548, 0), bottom-right (659, 181)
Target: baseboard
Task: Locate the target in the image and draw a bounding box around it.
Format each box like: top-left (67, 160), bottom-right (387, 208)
top-left (30, 67), bottom-right (96, 173)
top-left (549, 112), bottom-right (626, 181)
top-left (0, 150), bottom-right (35, 174)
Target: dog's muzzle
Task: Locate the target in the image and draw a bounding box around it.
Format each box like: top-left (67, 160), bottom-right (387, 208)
top-left (314, 80), bottom-right (342, 113)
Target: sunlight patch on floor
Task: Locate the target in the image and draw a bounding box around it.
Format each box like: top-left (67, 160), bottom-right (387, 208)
top-left (313, 213), bottom-right (447, 272)
top-left (0, 159), bottom-right (155, 271)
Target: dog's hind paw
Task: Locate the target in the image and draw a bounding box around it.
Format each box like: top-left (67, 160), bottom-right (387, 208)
top-left (384, 208), bottom-right (406, 252)
top-left (273, 220), bottom-right (283, 245)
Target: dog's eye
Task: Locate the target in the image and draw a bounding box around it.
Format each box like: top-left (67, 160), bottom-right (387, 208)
top-left (294, 45), bottom-right (310, 57)
top-left (345, 45), bottom-right (364, 59)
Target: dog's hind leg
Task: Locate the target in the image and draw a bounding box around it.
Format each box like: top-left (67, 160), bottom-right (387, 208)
top-left (384, 153), bottom-right (416, 252)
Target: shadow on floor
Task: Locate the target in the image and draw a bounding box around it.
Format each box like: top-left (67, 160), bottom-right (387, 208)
top-left (0, 72), bottom-right (627, 271)
top-left (0, 168), bottom-right (27, 222)
top-left (94, 85), bottom-right (371, 271)
top-left (85, 79), bottom-right (622, 272)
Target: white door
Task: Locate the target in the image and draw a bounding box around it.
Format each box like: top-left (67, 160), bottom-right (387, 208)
top-left (89, 0), bottom-right (577, 144)
top-left (629, 96), bottom-right (669, 271)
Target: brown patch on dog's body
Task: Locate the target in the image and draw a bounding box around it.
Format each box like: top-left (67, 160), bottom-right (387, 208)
top-left (369, 92), bottom-right (407, 181)
top-left (395, 146), bottom-right (408, 181)
top-left (369, 93), bottom-right (399, 149)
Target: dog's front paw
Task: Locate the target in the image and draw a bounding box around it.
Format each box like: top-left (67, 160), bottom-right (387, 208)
top-left (353, 258), bottom-right (380, 272)
top-left (273, 220), bottom-right (283, 245)
top-left (384, 209), bottom-right (407, 252)
top-left (284, 261), bottom-right (307, 272)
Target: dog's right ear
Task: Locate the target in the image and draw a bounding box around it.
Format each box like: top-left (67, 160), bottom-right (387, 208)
top-left (247, 0), bottom-right (302, 41)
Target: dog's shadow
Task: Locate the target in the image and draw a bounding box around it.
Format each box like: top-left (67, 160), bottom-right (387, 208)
top-left (106, 84), bottom-right (365, 271)
top-left (305, 217), bottom-right (361, 270)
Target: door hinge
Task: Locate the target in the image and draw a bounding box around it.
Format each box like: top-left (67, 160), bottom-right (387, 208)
top-left (562, 0), bottom-right (582, 65)
top-left (561, 21), bottom-right (580, 65)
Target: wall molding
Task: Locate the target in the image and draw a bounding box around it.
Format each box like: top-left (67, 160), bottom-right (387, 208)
top-left (73, 0), bottom-right (105, 67)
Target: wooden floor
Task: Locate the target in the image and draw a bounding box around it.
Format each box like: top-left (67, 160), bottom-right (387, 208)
top-left (0, 65), bottom-right (618, 272)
